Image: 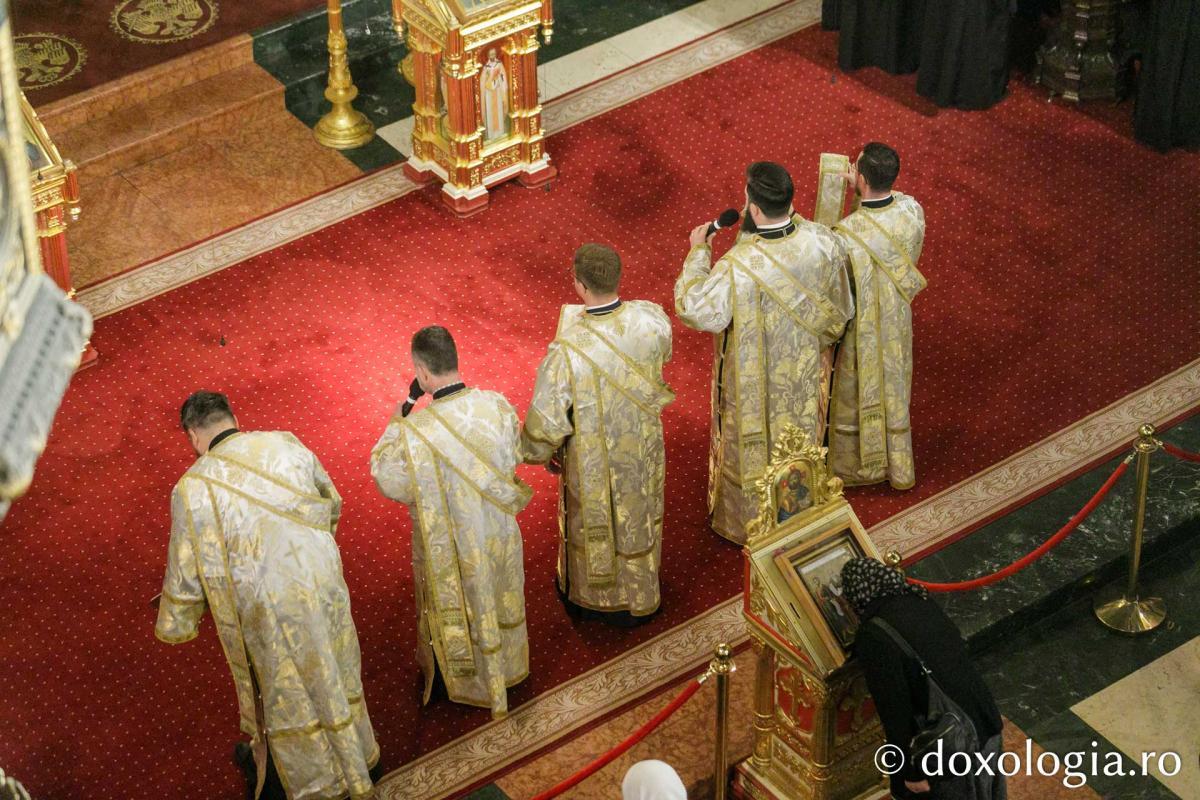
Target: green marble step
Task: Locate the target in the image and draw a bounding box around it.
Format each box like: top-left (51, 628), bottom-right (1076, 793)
top-left (909, 413), bottom-right (1200, 654)
top-left (462, 785), bottom-right (512, 800)
top-left (251, 0), bottom-right (710, 170)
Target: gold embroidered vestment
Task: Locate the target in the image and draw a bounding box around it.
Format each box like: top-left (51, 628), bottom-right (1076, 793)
top-left (674, 218), bottom-right (854, 543)
top-left (155, 431), bottom-right (378, 800)
top-left (521, 301), bottom-right (674, 616)
top-left (828, 193), bottom-right (926, 488)
top-left (370, 388), bottom-right (530, 717)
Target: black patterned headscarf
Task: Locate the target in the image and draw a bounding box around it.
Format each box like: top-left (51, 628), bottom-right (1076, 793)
top-left (840, 557), bottom-right (929, 616)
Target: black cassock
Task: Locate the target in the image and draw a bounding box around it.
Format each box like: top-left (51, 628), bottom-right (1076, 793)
top-left (916, 0), bottom-right (1012, 110)
top-left (826, 0), bottom-right (1012, 110)
top-left (1132, 0), bottom-right (1200, 151)
top-left (824, 0), bottom-right (926, 75)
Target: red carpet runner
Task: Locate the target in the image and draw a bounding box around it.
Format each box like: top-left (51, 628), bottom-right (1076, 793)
top-left (1, 25), bottom-right (1197, 800)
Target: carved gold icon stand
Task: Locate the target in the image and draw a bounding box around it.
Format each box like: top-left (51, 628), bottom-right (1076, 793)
top-left (734, 425), bottom-right (888, 800)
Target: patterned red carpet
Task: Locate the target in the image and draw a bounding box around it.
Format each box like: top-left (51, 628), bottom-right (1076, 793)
top-left (13, 0), bottom-right (317, 104)
top-left (2, 24), bottom-right (1198, 800)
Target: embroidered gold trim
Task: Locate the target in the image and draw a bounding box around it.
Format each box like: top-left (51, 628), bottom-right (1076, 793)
top-left (728, 254), bottom-right (823, 339)
top-left (205, 450), bottom-right (326, 502)
top-left (752, 240), bottom-right (843, 323)
top-left (558, 340), bottom-right (662, 418)
top-left (267, 698), bottom-right (365, 739)
top-left (162, 589), bottom-right (204, 606)
top-left (405, 420), bottom-right (527, 516)
top-left (195, 476), bottom-right (333, 532)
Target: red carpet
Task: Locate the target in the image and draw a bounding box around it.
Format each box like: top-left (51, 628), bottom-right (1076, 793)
top-left (2, 24), bottom-right (1198, 800)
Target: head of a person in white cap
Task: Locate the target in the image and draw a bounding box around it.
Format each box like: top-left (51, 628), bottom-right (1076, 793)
top-left (621, 759), bottom-right (687, 800)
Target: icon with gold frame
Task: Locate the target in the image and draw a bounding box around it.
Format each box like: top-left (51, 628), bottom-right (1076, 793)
top-left (744, 425), bottom-right (882, 676)
top-left (774, 527), bottom-right (864, 656)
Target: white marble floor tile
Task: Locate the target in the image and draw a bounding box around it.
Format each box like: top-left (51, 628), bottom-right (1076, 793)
top-left (1072, 636), bottom-right (1200, 799)
top-left (542, 39), bottom-right (638, 98)
top-left (377, 115), bottom-right (415, 156)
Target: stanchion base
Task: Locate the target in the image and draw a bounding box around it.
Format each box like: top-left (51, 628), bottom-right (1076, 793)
top-left (314, 107), bottom-right (375, 151)
top-left (1094, 589), bottom-right (1165, 634)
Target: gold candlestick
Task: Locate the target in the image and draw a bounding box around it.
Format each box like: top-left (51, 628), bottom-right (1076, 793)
top-left (314, 0), bottom-right (374, 150)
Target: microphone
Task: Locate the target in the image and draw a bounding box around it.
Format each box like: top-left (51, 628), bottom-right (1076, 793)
top-left (707, 208), bottom-right (741, 238)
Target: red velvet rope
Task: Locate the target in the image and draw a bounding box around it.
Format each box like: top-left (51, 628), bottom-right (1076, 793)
top-left (1162, 441), bottom-right (1200, 463)
top-left (528, 676), bottom-right (705, 800)
top-left (908, 458), bottom-right (1130, 593)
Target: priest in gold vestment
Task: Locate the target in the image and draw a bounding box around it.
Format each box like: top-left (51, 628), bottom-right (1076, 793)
top-left (521, 244), bottom-right (674, 622)
top-left (675, 162), bottom-right (854, 544)
top-left (370, 326), bottom-right (530, 718)
top-left (156, 392), bottom-right (378, 800)
top-left (828, 143), bottom-right (926, 489)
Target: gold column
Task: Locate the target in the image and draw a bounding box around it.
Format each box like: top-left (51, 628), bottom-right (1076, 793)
top-left (750, 635), bottom-right (775, 770)
top-left (314, 0), bottom-right (374, 150)
top-left (1095, 424), bottom-right (1166, 633)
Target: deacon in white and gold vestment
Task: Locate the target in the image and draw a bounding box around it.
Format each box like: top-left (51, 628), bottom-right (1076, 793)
top-left (156, 392), bottom-right (377, 800)
top-left (521, 244), bottom-right (674, 619)
top-left (675, 162), bottom-right (854, 544)
top-left (826, 144), bottom-right (926, 489)
top-left (370, 326), bottom-right (530, 718)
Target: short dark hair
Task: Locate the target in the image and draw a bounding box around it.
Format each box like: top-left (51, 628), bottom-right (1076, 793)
top-left (573, 243), bottom-right (622, 293)
top-left (858, 142), bottom-right (900, 192)
top-left (412, 325), bottom-right (458, 376)
top-left (180, 391), bottom-right (234, 432)
top-left (746, 161), bottom-right (794, 218)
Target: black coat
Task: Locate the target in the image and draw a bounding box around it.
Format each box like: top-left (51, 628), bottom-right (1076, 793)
top-left (916, 0), bottom-right (1012, 109)
top-left (1133, 0), bottom-right (1200, 151)
top-left (854, 592), bottom-right (1003, 798)
top-left (827, 0), bottom-right (926, 75)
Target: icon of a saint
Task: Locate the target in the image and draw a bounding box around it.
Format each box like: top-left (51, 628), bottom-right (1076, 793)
top-left (481, 48), bottom-right (509, 141)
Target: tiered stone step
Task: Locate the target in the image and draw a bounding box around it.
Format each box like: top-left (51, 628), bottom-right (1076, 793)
top-left (37, 37), bottom-right (284, 177)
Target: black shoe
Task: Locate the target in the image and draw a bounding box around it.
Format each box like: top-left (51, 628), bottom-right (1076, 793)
top-left (233, 742), bottom-right (256, 800)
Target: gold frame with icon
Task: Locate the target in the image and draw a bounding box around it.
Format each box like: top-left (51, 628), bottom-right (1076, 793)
top-left (773, 525), bottom-right (866, 664)
top-left (743, 424), bottom-right (882, 676)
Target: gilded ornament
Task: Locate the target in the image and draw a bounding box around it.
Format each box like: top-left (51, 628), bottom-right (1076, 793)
top-left (483, 146), bottom-right (519, 173)
top-left (14, 34), bottom-right (86, 91)
top-left (745, 425), bottom-right (844, 547)
top-left (110, 0), bottom-right (219, 45)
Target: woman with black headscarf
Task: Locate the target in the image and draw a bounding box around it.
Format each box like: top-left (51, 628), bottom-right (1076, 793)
top-left (841, 558), bottom-right (1005, 799)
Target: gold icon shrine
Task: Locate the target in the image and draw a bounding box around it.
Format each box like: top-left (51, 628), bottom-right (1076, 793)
top-left (392, 0), bottom-right (556, 216)
top-left (733, 425), bottom-right (888, 800)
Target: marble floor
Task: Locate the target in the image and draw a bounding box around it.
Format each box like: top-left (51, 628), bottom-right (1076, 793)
top-left (1074, 638), bottom-right (1200, 799)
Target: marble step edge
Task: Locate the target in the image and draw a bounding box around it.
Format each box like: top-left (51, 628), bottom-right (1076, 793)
top-left (37, 35), bottom-right (256, 135)
top-left (56, 64), bottom-right (285, 177)
top-left (252, 0), bottom-right (402, 88)
top-left (257, 33), bottom-right (403, 94)
top-left (964, 516), bottom-right (1200, 656)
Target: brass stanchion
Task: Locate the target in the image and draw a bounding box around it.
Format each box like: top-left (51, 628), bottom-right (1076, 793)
top-left (884, 550), bottom-right (904, 571)
top-left (314, 0), bottom-right (374, 150)
top-left (1095, 424), bottom-right (1166, 634)
top-left (710, 642), bottom-right (735, 800)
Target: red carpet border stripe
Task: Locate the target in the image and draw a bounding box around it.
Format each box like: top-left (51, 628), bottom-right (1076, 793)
top-left (376, 360), bottom-right (1200, 799)
top-left (73, 0), bottom-right (820, 321)
top-left (378, 599), bottom-right (744, 800)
